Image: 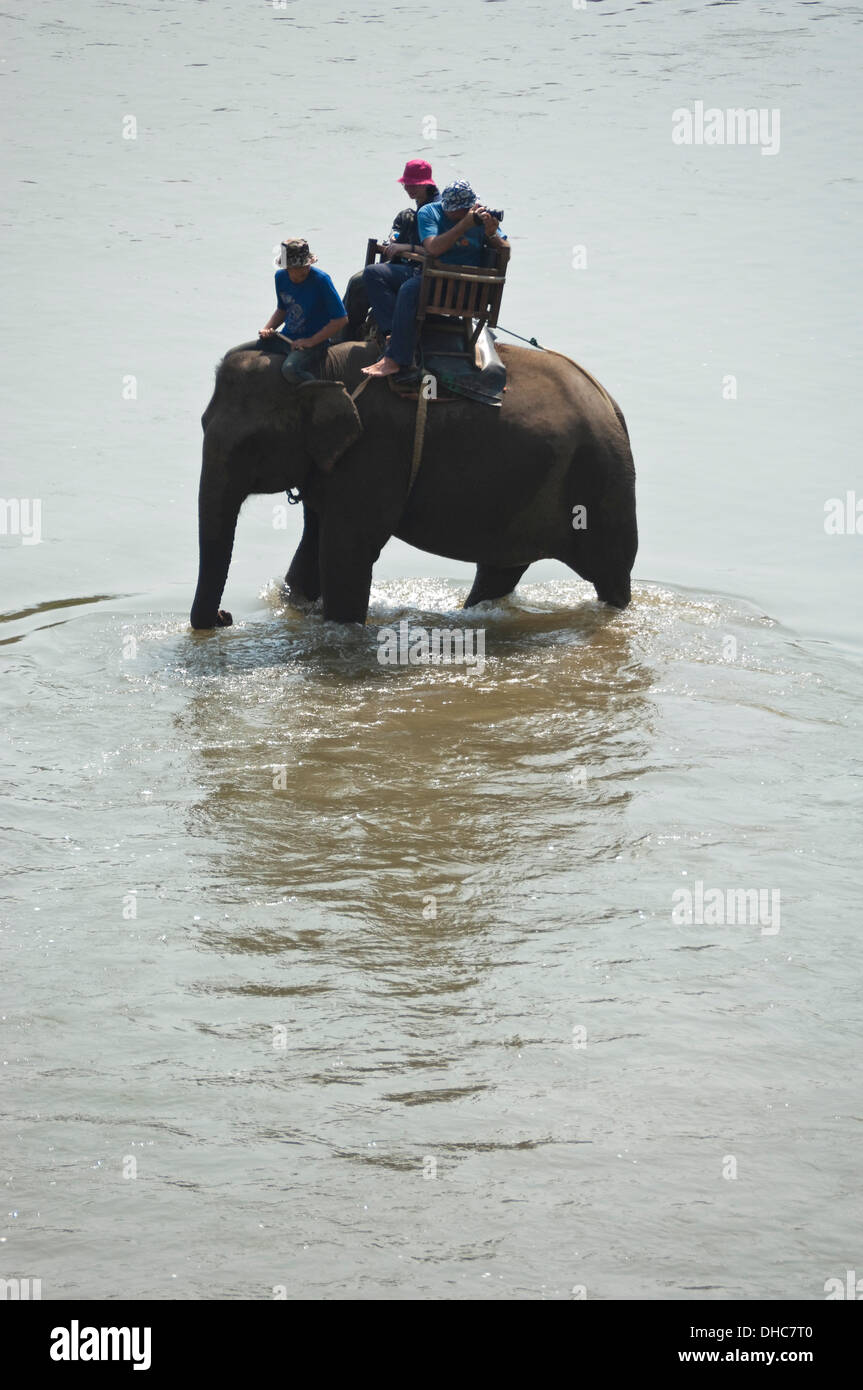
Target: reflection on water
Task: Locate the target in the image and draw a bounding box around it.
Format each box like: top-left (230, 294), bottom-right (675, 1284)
top-left (2, 577), bottom-right (861, 1299)
top-left (179, 582), bottom-right (654, 958)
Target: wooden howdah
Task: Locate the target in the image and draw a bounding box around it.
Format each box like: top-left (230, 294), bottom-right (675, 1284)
top-left (365, 239), bottom-right (510, 354)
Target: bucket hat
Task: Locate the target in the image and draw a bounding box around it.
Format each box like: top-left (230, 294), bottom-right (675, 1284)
top-left (280, 238), bottom-right (317, 268)
top-left (440, 180), bottom-right (476, 212)
top-left (398, 158), bottom-right (436, 186)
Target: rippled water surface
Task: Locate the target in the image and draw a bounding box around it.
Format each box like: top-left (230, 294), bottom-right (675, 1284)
top-left (2, 0), bottom-right (862, 1300)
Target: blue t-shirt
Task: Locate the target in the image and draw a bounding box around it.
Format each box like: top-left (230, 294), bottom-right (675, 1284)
top-left (416, 201), bottom-right (506, 267)
top-left (274, 266), bottom-right (346, 340)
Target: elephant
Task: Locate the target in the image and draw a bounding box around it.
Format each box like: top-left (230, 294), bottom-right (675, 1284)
top-left (190, 337), bottom-right (637, 629)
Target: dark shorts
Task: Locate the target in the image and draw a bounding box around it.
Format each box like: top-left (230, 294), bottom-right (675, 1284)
top-left (258, 336), bottom-right (326, 383)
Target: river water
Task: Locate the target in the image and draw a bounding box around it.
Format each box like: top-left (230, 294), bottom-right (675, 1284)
top-left (2, 0), bottom-right (861, 1301)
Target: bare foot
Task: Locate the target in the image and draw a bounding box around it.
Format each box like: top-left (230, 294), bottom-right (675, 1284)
top-left (361, 357), bottom-right (403, 377)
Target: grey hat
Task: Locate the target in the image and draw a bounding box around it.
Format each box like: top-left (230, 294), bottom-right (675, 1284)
top-left (280, 237), bottom-right (317, 268)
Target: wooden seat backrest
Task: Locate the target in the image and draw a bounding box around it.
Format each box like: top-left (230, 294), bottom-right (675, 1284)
top-left (418, 246), bottom-right (509, 341)
top-left (364, 239), bottom-right (510, 350)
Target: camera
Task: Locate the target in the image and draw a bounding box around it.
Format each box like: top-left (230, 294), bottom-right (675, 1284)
top-left (473, 207), bottom-right (504, 226)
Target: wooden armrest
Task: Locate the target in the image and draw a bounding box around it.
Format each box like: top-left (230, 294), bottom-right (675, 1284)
top-left (424, 264), bottom-right (506, 284)
top-left (365, 239), bottom-right (427, 267)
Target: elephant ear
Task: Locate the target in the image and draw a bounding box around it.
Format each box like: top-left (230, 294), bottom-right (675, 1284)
top-left (299, 381), bottom-right (363, 474)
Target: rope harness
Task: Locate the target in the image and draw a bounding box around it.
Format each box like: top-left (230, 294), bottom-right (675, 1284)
top-left (350, 372), bottom-right (429, 500)
top-left (494, 325), bottom-right (619, 423)
top-left (407, 384), bottom-right (429, 495)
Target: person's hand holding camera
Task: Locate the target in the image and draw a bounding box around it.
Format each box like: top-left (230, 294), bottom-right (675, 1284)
top-left (470, 204), bottom-right (501, 235)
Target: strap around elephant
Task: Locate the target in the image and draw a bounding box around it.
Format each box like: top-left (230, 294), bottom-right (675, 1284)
top-left (407, 386), bottom-right (429, 496)
top-left (348, 373), bottom-right (427, 498)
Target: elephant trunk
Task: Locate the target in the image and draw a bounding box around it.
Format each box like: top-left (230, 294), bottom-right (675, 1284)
top-left (190, 448), bottom-right (243, 630)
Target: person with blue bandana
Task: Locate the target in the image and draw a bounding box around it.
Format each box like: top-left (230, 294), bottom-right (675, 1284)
top-left (259, 238), bottom-right (348, 384)
top-left (362, 180), bottom-right (509, 379)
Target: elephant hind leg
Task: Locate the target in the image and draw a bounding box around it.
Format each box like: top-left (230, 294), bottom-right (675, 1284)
top-left (592, 571), bottom-right (631, 609)
top-left (561, 551), bottom-right (632, 609)
top-left (285, 504), bottom-right (321, 603)
top-left (464, 563), bottom-right (529, 608)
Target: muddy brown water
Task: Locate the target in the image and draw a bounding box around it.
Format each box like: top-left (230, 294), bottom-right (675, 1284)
top-left (1, 0), bottom-right (861, 1299)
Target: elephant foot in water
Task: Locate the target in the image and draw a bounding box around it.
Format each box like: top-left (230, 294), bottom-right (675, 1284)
top-left (283, 561), bottom-right (321, 606)
top-left (593, 573), bottom-right (632, 609)
top-left (190, 608), bottom-right (233, 630)
top-left (463, 563), bottom-right (529, 608)
top-left (283, 578), bottom-right (320, 608)
top-left (463, 561), bottom-right (632, 611)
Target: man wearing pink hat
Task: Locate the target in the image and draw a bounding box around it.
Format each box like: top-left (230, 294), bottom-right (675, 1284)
top-left (341, 158), bottom-right (439, 341)
top-left (397, 157), bottom-right (437, 193)
top-left (362, 178), bottom-right (507, 378)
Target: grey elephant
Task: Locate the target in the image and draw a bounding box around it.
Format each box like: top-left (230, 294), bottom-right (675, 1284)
top-left (190, 339), bottom-right (637, 628)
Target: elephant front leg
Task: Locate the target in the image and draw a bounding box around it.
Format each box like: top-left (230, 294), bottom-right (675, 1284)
top-left (190, 461), bottom-right (242, 630)
top-left (285, 503), bottom-right (321, 604)
top-left (318, 515), bottom-right (383, 624)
